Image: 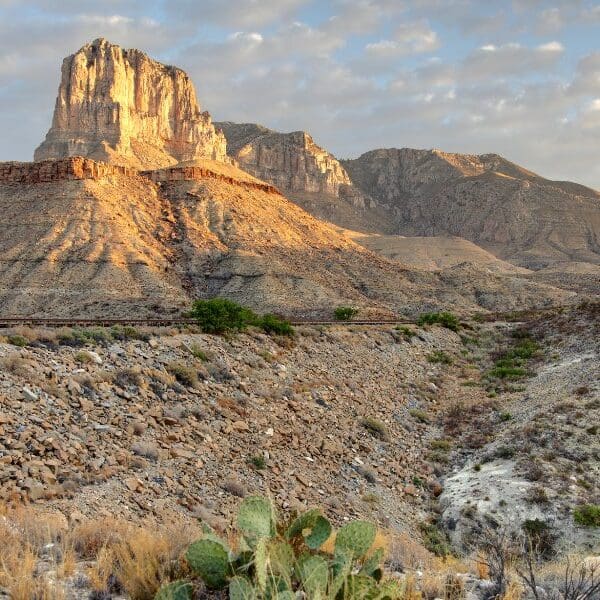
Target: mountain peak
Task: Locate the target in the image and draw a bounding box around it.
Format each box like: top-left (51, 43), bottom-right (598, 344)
top-left (34, 39), bottom-right (227, 169)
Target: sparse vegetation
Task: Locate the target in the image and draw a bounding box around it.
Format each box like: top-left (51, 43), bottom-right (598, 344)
top-left (573, 504), bottom-right (600, 527)
top-left (417, 312), bottom-right (460, 332)
top-left (409, 408), bottom-right (430, 423)
top-left (359, 416), bottom-right (390, 441)
top-left (259, 313), bottom-right (295, 336)
top-left (427, 350), bottom-right (453, 364)
top-left (7, 334), bottom-right (28, 347)
top-left (166, 362), bottom-right (199, 388)
top-left (334, 306), bottom-right (359, 320)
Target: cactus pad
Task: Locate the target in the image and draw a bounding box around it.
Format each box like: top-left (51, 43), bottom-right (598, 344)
top-left (186, 539), bottom-right (230, 588)
top-left (334, 520), bottom-right (377, 559)
top-left (297, 554), bottom-right (328, 598)
top-left (305, 515), bottom-right (332, 549)
top-left (229, 576), bottom-right (256, 600)
top-left (237, 496), bottom-right (276, 546)
top-left (154, 580), bottom-right (193, 600)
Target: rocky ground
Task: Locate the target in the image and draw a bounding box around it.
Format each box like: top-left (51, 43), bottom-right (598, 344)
top-left (0, 306), bottom-right (598, 599)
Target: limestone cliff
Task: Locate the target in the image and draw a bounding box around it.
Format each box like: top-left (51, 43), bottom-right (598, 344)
top-left (216, 122), bottom-right (351, 196)
top-left (34, 38), bottom-right (227, 169)
top-left (216, 122), bottom-right (393, 232)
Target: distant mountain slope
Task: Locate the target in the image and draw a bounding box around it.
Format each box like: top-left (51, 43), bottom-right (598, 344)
top-left (216, 121), bottom-right (393, 232)
top-left (342, 149), bottom-right (600, 269)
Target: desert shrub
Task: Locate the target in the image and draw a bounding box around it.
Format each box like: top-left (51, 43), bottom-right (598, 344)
top-left (166, 363), bottom-right (198, 388)
top-left (487, 365), bottom-right (527, 379)
top-left (395, 325), bottom-right (415, 339)
top-left (74, 351), bottom-right (94, 364)
top-left (417, 312), bottom-right (460, 332)
top-left (114, 367), bottom-right (144, 389)
top-left (419, 521), bottom-right (451, 557)
top-left (188, 344), bottom-right (210, 361)
top-left (7, 334), bottom-right (28, 347)
top-left (521, 519), bottom-right (556, 557)
top-left (409, 408), bottom-right (430, 423)
top-left (248, 455), bottom-right (266, 470)
top-left (334, 306), bottom-right (359, 321)
top-left (190, 298), bottom-right (258, 334)
top-left (259, 313), bottom-right (294, 336)
top-left (526, 485), bottom-right (549, 504)
top-left (155, 495), bottom-right (403, 600)
top-left (573, 504), bottom-right (600, 527)
top-left (360, 416), bottom-right (390, 441)
top-left (427, 350), bottom-right (453, 364)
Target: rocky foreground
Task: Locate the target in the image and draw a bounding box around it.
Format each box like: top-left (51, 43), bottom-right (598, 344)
top-left (0, 305), bottom-right (598, 598)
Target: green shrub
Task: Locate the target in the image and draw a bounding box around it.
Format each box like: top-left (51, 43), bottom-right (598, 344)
top-left (334, 306), bottom-right (359, 321)
top-left (417, 312), bottom-right (460, 332)
top-left (487, 365), bottom-right (527, 379)
top-left (190, 298), bottom-right (258, 334)
top-left (155, 495), bottom-right (404, 599)
top-left (395, 325), bottom-right (415, 339)
top-left (249, 455), bottom-right (266, 470)
top-left (419, 522), bottom-right (450, 557)
top-left (521, 519), bottom-right (556, 557)
top-left (7, 334), bottom-right (28, 347)
top-left (259, 314), bottom-right (295, 336)
top-left (427, 350), bottom-right (453, 364)
top-left (573, 504), bottom-right (600, 527)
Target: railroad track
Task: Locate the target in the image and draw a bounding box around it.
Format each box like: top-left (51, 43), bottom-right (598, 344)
top-left (0, 306), bottom-right (568, 329)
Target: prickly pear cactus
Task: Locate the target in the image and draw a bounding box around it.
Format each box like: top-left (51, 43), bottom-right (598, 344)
top-left (154, 580), bottom-right (193, 600)
top-left (334, 520), bottom-right (377, 559)
top-left (229, 576), bottom-right (256, 600)
top-left (360, 547), bottom-right (384, 580)
top-left (285, 508), bottom-right (321, 539)
top-left (237, 495), bottom-right (276, 547)
top-left (305, 515), bottom-right (332, 549)
top-left (297, 554), bottom-right (328, 598)
top-left (186, 538), bottom-right (230, 588)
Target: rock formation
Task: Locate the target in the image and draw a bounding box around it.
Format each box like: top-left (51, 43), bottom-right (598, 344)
top-left (216, 122), bottom-right (352, 196)
top-left (216, 122), bottom-right (393, 232)
top-left (34, 38), bottom-right (227, 169)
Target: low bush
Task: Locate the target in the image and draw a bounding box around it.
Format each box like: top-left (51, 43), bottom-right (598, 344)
top-left (417, 312), bottom-right (460, 332)
top-left (521, 519), bottom-right (556, 557)
top-left (166, 363), bottom-right (198, 388)
top-left (334, 306), bottom-right (359, 321)
top-left (573, 504), bottom-right (600, 527)
top-left (7, 334), bottom-right (28, 347)
top-left (190, 298), bottom-right (258, 334)
top-left (427, 350), bottom-right (453, 365)
top-left (418, 521), bottom-right (451, 557)
top-left (259, 313), bottom-right (294, 336)
top-left (409, 408), bottom-right (430, 423)
top-left (360, 416), bottom-right (390, 441)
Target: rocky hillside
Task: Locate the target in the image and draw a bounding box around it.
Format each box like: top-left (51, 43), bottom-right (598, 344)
top-left (0, 157), bottom-right (574, 317)
top-left (216, 122), bottom-right (392, 232)
top-left (343, 149), bottom-right (600, 269)
top-left (35, 38), bottom-right (227, 169)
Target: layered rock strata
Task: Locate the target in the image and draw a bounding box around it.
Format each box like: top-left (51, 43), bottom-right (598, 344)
top-left (35, 38), bottom-right (227, 169)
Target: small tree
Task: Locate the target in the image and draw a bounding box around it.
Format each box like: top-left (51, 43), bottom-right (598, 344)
top-left (190, 298), bottom-right (258, 334)
top-left (334, 306), bottom-right (359, 321)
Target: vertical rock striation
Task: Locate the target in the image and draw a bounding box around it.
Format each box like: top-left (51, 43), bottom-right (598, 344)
top-left (35, 38), bottom-right (227, 169)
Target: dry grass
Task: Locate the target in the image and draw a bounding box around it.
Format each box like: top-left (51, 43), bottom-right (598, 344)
top-left (0, 504), bottom-right (200, 600)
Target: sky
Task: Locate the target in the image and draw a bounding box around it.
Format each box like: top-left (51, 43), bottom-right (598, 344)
top-left (1, 0), bottom-right (600, 188)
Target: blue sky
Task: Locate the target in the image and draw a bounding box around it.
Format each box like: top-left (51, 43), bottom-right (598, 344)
top-left (1, 0), bottom-right (599, 188)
